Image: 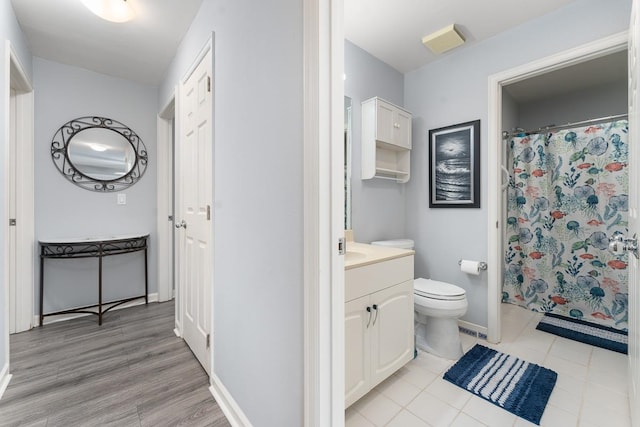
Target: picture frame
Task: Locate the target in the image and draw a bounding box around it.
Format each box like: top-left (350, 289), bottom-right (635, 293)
top-left (428, 120), bottom-right (480, 208)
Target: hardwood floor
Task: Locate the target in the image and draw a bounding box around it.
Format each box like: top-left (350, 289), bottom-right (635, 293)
top-left (0, 301), bottom-right (231, 427)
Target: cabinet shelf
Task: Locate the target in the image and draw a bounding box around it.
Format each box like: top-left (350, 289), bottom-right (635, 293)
top-left (376, 140), bottom-right (408, 152)
top-left (361, 97), bottom-right (412, 183)
top-left (374, 168), bottom-right (409, 183)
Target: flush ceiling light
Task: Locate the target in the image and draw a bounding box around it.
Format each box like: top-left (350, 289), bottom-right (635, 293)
top-left (422, 24), bottom-right (465, 54)
top-left (82, 0), bottom-right (136, 23)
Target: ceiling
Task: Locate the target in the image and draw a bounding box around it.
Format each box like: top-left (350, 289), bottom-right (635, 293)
top-left (10, 0), bottom-right (203, 85)
top-left (345, 0), bottom-right (579, 74)
top-left (345, 0), bottom-right (627, 103)
top-left (504, 50), bottom-right (628, 104)
top-left (10, 0), bottom-right (623, 93)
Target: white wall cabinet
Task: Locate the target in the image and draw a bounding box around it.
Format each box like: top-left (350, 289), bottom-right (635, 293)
top-left (345, 256), bottom-right (414, 408)
top-left (361, 97), bottom-right (412, 183)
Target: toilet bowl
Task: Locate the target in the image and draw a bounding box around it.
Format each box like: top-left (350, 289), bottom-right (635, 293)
top-left (370, 239), bottom-right (468, 360)
top-left (414, 278), bottom-right (467, 360)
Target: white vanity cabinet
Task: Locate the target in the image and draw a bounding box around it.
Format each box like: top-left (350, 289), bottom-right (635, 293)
top-left (345, 255), bottom-right (414, 408)
top-left (361, 97), bottom-right (412, 183)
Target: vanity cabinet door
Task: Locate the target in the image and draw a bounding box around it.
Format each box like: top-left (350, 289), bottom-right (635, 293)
top-left (345, 295), bottom-right (371, 407)
top-left (369, 280), bottom-right (414, 387)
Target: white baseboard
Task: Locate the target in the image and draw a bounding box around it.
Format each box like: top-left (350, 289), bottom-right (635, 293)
top-left (33, 293), bottom-right (159, 326)
top-left (458, 319), bottom-right (488, 340)
top-left (0, 362), bottom-right (12, 400)
top-left (209, 372), bottom-right (253, 427)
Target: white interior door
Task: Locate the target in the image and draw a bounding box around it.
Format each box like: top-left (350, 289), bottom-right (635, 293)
top-left (628, 4), bottom-right (640, 425)
top-left (177, 47), bottom-right (213, 375)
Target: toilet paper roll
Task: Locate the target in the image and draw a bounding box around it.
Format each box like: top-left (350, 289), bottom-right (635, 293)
top-left (460, 260), bottom-right (481, 275)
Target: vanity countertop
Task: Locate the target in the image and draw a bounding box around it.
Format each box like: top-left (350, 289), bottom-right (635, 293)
top-left (344, 242), bottom-right (414, 270)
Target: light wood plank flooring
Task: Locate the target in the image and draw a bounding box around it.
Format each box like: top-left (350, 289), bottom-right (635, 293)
top-left (0, 301), bottom-right (231, 427)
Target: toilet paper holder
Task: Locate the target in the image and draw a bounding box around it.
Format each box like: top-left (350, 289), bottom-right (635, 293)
top-left (458, 260), bottom-right (488, 270)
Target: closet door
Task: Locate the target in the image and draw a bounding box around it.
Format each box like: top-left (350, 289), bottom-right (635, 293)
top-left (177, 47), bottom-right (214, 375)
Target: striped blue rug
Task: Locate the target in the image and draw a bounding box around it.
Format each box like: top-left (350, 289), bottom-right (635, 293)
top-left (443, 344), bottom-right (557, 425)
top-left (536, 313), bottom-right (628, 354)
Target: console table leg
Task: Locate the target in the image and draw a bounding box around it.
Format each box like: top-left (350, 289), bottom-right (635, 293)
top-left (39, 255), bottom-right (44, 327)
top-left (144, 247), bottom-right (149, 304)
top-left (98, 255), bottom-right (103, 326)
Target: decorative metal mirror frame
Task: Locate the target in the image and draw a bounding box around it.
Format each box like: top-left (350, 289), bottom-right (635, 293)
top-left (51, 116), bottom-right (148, 192)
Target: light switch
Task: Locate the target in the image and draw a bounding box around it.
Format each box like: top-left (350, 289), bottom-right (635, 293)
top-left (117, 193), bottom-right (126, 205)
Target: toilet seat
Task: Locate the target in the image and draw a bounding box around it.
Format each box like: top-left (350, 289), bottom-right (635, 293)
top-left (414, 278), bottom-right (466, 301)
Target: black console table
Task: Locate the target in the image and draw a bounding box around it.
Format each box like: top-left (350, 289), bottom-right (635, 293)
top-left (39, 234), bottom-right (149, 326)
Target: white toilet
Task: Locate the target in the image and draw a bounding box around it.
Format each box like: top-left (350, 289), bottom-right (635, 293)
top-left (371, 239), bottom-right (468, 360)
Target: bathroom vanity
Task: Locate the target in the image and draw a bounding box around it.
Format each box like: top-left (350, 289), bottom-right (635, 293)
top-left (344, 242), bottom-right (414, 407)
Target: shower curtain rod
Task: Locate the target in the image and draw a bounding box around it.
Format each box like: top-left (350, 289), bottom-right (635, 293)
top-left (502, 113), bottom-right (628, 139)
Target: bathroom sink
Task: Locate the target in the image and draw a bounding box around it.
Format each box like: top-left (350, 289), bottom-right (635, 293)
top-left (345, 250), bottom-right (367, 262)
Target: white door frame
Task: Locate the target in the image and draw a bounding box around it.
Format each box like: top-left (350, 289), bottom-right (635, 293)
top-left (5, 41), bottom-right (34, 335)
top-left (627, 5), bottom-right (639, 424)
top-left (487, 31), bottom-right (628, 344)
top-left (157, 96), bottom-right (175, 306)
top-left (304, 0), bottom-right (345, 425)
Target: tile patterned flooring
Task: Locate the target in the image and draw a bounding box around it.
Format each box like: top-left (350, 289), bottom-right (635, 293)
top-left (346, 303), bottom-right (631, 427)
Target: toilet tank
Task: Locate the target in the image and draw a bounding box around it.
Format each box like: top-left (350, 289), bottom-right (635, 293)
top-left (370, 239), bottom-right (415, 250)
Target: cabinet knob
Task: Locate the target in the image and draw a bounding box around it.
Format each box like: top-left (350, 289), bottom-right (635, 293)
top-left (393, 123), bottom-right (400, 128)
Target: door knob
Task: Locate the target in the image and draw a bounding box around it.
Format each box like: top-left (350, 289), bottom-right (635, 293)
top-left (608, 231), bottom-right (638, 259)
top-left (175, 220), bottom-right (187, 229)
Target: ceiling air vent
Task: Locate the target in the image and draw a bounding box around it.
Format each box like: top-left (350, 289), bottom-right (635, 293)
top-left (422, 24), bottom-right (465, 54)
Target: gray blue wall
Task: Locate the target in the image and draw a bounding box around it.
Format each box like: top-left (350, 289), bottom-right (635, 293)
top-left (404, 0), bottom-right (632, 327)
top-left (0, 0), bottom-right (32, 380)
top-left (160, 1), bottom-right (304, 425)
top-left (34, 58), bottom-right (158, 313)
top-left (344, 40), bottom-right (406, 244)
top-left (517, 80), bottom-right (628, 130)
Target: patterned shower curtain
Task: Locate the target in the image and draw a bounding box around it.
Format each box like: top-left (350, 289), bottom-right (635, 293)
top-left (503, 120), bottom-right (629, 330)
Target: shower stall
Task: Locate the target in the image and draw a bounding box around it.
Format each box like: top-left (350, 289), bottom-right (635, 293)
top-left (502, 117), bottom-right (629, 330)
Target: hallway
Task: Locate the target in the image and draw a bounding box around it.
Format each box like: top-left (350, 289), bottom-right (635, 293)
top-left (0, 302), bottom-right (230, 426)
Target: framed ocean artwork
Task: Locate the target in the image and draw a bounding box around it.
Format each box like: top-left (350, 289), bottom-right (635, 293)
top-left (428, 120), bottom-right (480, 208)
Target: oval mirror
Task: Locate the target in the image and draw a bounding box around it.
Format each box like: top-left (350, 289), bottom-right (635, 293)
top-left (51, 117), bottom-right (148, 192)
top-left (68, 128), bottom-right (136, 181)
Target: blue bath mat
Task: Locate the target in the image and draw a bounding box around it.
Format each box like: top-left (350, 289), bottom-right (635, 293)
top-left (443, 344), bottom-right (557, 425)
top-left (536, 313), bottom-right (628, 354)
